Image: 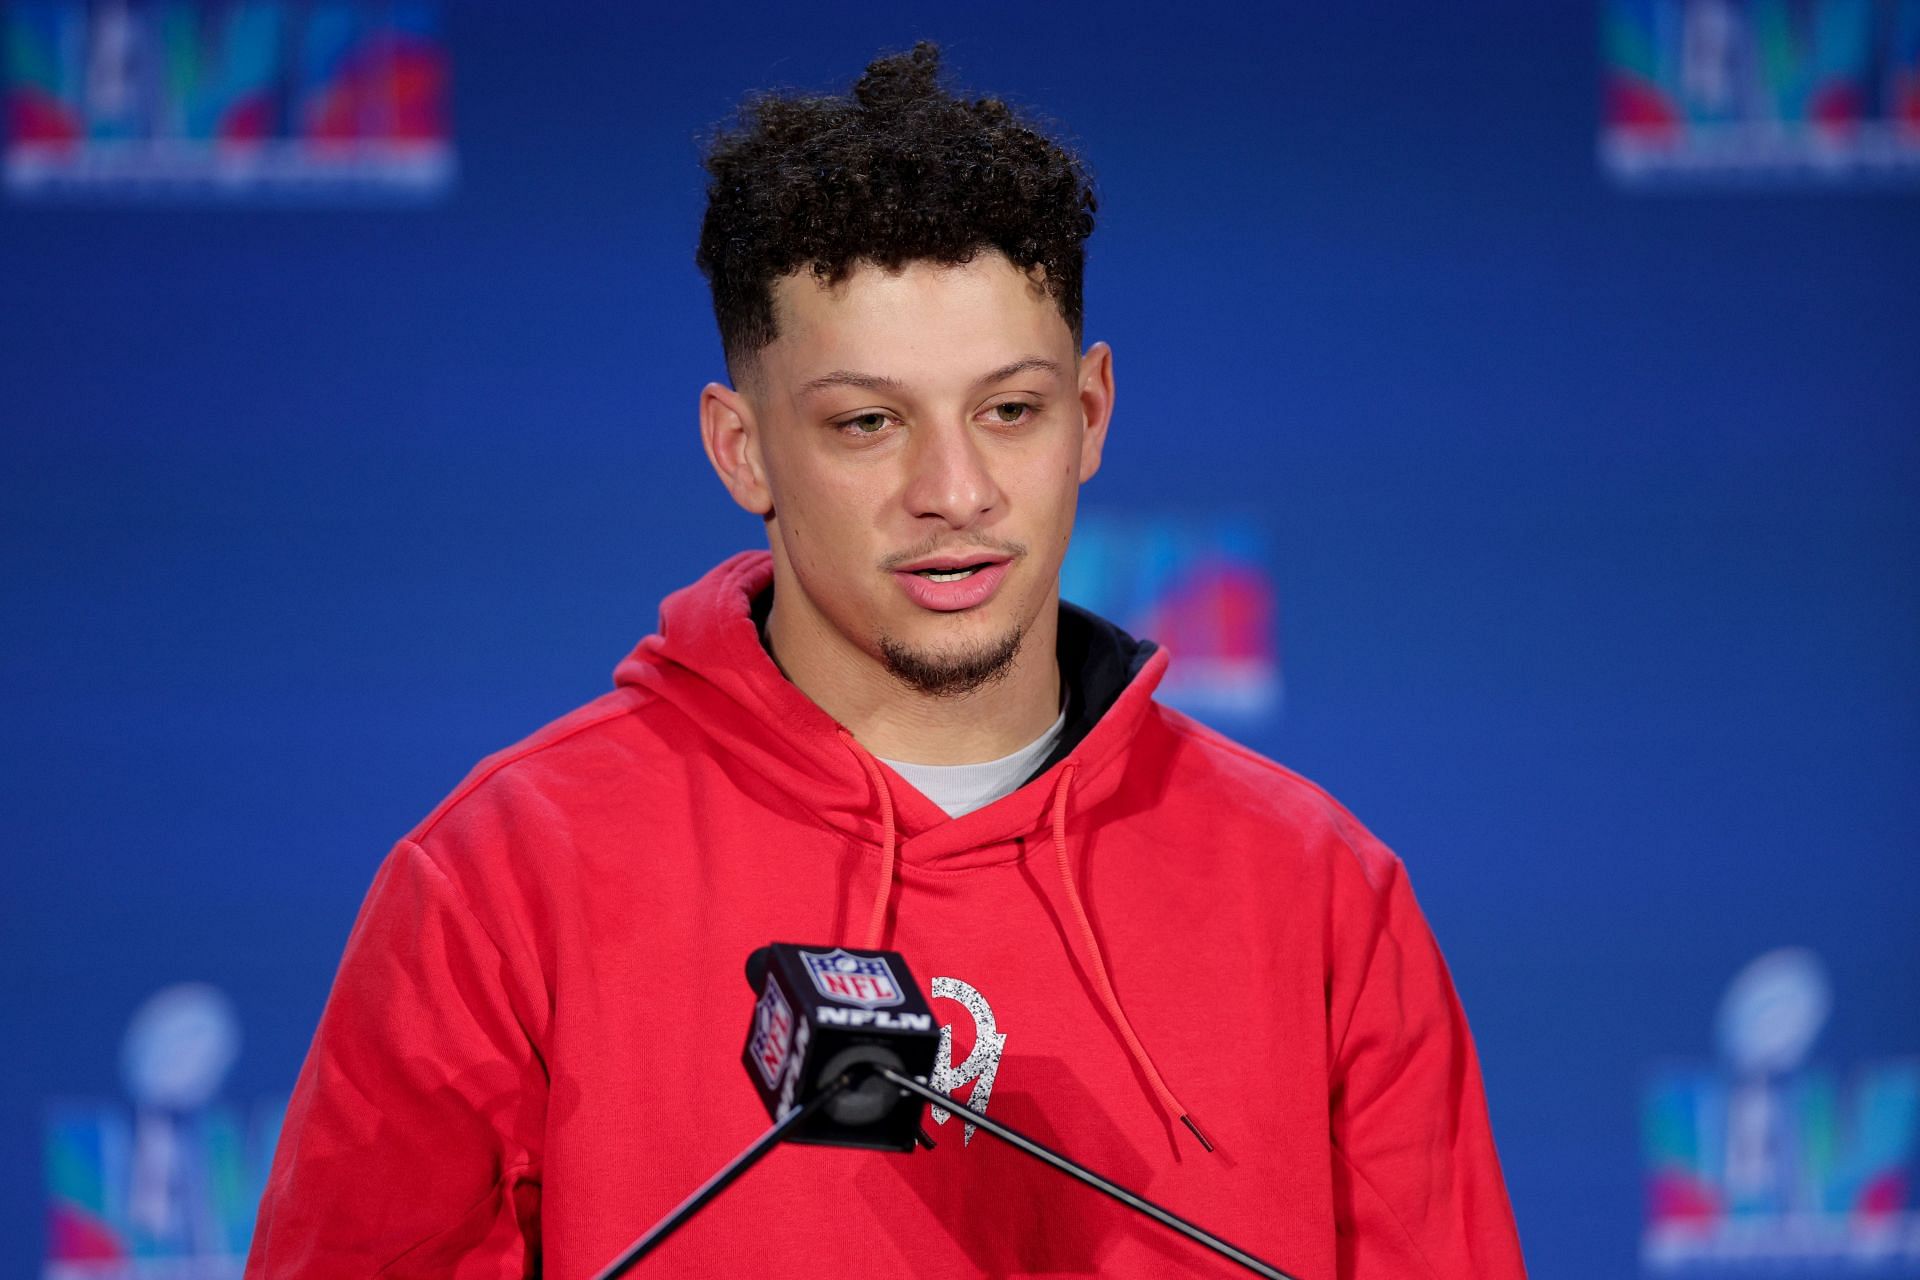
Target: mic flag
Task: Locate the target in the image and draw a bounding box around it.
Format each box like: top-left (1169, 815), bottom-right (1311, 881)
top-left (741, 943), bottom-right (940, 1152)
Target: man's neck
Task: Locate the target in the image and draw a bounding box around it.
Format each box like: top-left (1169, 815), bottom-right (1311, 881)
top-left (762, 591), bottom-right (1063, 766)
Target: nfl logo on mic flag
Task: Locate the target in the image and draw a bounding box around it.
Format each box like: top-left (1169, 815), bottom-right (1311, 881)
top-left (747, 978), bottom-right (795, 1089)
top-left (801, 948), bottom-right (905, 1009)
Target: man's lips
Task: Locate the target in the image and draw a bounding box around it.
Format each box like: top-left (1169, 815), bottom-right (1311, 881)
top-left (889, 555), bottom-right (1014, 612)
top-left (892, 551), bottom-right (1014, 574)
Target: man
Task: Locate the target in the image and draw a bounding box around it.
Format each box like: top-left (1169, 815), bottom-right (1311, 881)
top-left (248, 44), bottom-right (1526, 1279)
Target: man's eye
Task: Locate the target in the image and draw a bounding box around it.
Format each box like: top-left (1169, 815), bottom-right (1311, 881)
top-left (990, 402), bottom-right (1034, 425)
top-left (842, 413), bottom-right (890, 434)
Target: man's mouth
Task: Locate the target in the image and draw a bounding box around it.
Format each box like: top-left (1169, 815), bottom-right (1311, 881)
top-left (911, 563), bottom-right (994, 583)
top-left (890, 553), bottom-right (1017, 612)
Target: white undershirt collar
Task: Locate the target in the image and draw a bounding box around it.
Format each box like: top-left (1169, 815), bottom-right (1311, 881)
top-left (877, 705), bottom-right (1069, 819)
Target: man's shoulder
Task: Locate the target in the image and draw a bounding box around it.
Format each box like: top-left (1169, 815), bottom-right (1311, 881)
top-left (1140, 700), bottom-right (1402, 884)
top-left (403, 683), bottom-right (683, 849)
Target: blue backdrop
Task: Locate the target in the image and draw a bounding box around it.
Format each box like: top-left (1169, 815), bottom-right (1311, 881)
top-left (4, 4), bottom-right (1917, 1277)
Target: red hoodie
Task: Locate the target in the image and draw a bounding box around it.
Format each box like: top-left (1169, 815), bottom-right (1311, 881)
top-left (248, 552), bottom-right (1526, 1279)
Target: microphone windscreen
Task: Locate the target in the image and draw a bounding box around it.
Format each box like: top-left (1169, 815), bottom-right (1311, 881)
top-left (744, 945), bottom-right (772, 993)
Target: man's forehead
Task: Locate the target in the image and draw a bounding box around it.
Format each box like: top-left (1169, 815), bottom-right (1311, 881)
top-left (769, 255), bottom-right (1061, 341)
top-left (751, 256), bottom-right (1072, 399)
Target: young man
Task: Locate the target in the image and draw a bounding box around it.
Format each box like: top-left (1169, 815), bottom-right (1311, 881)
top-left (248, 45), bottom-right (1526, 1279)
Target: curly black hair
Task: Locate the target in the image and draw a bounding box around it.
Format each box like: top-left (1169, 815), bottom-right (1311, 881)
top-left (696, 42), bottom-right (1097, 379)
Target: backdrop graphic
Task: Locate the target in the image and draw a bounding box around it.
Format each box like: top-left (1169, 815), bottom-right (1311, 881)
top-left (1643, 950), bottom-right (1920, 1270)
top-left (1061, 514), bottom-right (1281, 721)
top-left (44, 984), bottom-right (279, 1275)
top-left (1603, 0), bottom-right (1920, 183)
top-left (4, 1), bottom-right (454, 200)
top-left (2, 4), bottom-right (1916, 1278)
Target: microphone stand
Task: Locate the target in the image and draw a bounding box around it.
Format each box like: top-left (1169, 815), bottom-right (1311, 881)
top-left (593, 1073), bottom-right (853, 1280)
top-left (595, 1065), bottom-right (1299, 1280)
top-left (877, 1067), bottom-right (1295, 1280)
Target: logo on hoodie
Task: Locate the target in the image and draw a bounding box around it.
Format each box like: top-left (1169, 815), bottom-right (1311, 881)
top-left (929, 976), bottom-right (1006, 1146)
top-left (800, 948), bottom-right (906, 1009)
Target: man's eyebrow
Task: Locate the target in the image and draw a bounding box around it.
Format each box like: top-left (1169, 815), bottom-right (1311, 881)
top-left (977, 357), bottom-right (1061, 386)
top-left (797, 357), bottom-right (1062, 399)
top-left (797, 370), bottom-right (906, 396)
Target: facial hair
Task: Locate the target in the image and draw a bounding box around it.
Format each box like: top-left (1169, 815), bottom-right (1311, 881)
top-left (878, 624), bottom-right (1025, 699)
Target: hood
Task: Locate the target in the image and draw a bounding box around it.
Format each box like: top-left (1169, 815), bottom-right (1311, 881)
top-left (614, 550), bottom-right (1168, 870)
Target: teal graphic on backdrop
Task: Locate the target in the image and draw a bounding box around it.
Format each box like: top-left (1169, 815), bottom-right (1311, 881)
top-left (44, 984), bottom-right (282, 1278)
top-left (1642, 949), bottom-right (1920, 1271)
top-left (1061, 513), bottom-right (1280, 722)
top-left (4, 1), bottom-right (454, 200)
top-left (1602, 0), bottom-right (1920, 184)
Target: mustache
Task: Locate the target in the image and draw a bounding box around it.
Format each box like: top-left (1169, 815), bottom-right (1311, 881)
top-left (878, 535), bottom-right (1028, 572)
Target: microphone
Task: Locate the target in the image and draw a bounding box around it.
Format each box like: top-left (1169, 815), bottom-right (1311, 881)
top-left (739, 943), bottom-right (940, 1151)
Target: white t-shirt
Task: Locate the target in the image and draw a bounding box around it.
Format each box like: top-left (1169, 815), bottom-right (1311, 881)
top-left (878, 705), bottom-right (1069, 819)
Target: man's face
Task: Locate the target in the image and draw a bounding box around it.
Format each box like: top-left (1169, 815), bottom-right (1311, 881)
top-left (723, 252), bottom-right (1110, 697)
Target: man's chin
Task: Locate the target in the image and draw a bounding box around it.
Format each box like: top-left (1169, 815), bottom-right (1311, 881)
top-left (877, 626), bottom-right (1025, 699)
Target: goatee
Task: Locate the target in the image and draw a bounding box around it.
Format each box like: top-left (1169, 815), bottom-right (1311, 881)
top-left (878, 626), bottom-right (1024, 699)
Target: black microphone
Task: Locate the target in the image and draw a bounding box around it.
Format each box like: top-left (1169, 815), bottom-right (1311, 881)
top-left (739, 943), bottom-right (940, 1151)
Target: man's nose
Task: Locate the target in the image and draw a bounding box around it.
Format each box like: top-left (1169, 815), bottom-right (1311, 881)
top-left (902, 419), bottom-right (1004, 528)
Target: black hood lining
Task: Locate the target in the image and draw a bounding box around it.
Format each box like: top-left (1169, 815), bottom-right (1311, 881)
top-left (1023, 601), bottom-right (1157, 783)
top-left (750, 589), bottom-right (1156, 785)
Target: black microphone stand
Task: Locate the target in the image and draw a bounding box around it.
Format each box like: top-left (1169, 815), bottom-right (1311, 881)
top-left (593, 1073), bottom-right (854, 1280)
top-left (593, 1065), bottom-right (1299, 1280)
top-left (876, 1067), bottom-right (1295, 1280)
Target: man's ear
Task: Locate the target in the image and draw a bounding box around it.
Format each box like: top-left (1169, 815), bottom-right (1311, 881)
top-left (700, 381), bottom-right (774, 516)
top-left (1075, 341), bottom-right (1115, 483)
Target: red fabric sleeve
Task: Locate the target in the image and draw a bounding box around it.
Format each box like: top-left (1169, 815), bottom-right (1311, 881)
top-left (1326, 850), bottom-right (1528, 1279)
top-left (246, 840), bottom-right (548, 1279)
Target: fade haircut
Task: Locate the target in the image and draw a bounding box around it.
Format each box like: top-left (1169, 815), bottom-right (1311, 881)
top-left (696, 42), bottom-right (1098, 381)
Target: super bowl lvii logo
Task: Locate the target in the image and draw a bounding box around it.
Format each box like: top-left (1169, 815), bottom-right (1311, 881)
top-left (1642, 948), bottom-right (1920, 1271)
top-left (4, 2), bottom-right (455, 200)
top-left (1601, 0), bottom-right (1920, 185)
top-left (44, 984), bottom-right (284, 1278)
top-left (1061, 513), bottom-right (1280, 723)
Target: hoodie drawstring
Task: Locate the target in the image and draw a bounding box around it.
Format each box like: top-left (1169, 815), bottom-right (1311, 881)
top-left (839, 730), bottom-right (898, 950)
top-left (1048, 764), bottom-right (1214, 1153)
top-left (837, 733), bottom-right (1211, 1153)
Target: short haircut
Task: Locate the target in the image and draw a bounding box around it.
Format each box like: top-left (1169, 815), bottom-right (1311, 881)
top-left (696, 42), bottom-right (1098, 380)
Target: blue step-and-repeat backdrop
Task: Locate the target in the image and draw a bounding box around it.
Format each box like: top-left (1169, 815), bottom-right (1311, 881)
top-left (3, 3), bottom-right (1917, 1277)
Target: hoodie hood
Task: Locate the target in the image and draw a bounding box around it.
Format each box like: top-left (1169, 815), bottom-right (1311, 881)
top-left (614, 550), bottom-right (1167, 870)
